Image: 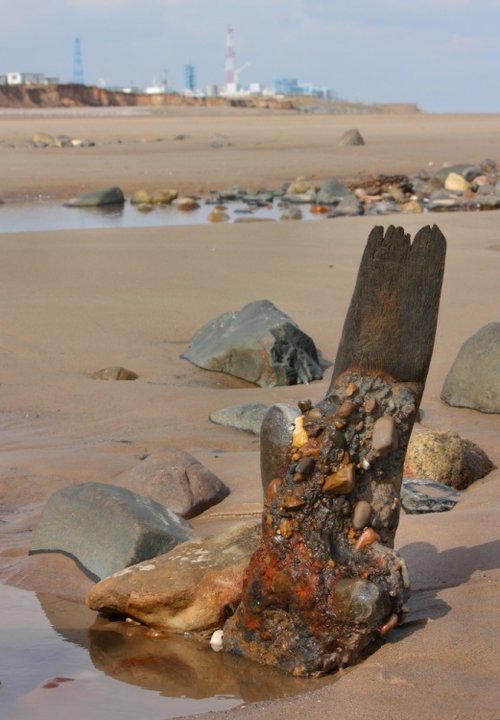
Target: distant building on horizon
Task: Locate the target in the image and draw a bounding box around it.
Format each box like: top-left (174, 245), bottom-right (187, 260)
top-left (274, 77), bottom-right (332, 99)
top-left (184, 64), bottom-right (196, 94)
top-left (1, 71), bottom-right (60, 86)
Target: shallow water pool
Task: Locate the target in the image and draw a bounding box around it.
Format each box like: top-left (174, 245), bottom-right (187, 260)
top-left (0, 200), bottom-right (323, 234)
top-left (0, 583), bottom-right (330, 720)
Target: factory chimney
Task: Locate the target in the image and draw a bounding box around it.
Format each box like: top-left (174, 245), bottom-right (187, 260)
top-left (225, 24), bottom-right (235, 86)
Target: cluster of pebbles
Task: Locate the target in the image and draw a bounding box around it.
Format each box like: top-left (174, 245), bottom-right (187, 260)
top-left (224, 370), bottom-right (418, 675)
top-left (127, 158), bottom-right (500, 221)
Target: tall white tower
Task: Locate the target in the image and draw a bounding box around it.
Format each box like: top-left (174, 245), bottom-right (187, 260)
top-left (225, 24), bottom-right (235, 86)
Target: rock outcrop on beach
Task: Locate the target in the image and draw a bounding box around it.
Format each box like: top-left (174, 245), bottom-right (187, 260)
top-left (441, 322), bottom-right (500, 413)
top-left (87, 520), bottom-right (261, 633)
top-left (182, 299), bottom-right (325, 387)
top-left (29, 483), bottom-right (194, 581)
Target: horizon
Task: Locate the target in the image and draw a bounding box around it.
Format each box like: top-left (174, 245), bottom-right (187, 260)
top-left (2, 0), bottom-right (500, 113)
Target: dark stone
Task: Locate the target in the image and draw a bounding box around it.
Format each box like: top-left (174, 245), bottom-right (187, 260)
top-left (29, 483), bottom-right (194, 581)
top-left (316, 180), bottom-right (350, 205)
top-left (210, 403), bottom-right (269, 435)
top-left (65, 186), bottom-right (125, 207)
top-left (427, 190), bottom-right (462, 210)
top-left (328, 192), bottom-right (363, 217)
top-left (116, 449), bottom-right (230, 519)
top-left (401, 477), bottom-right (460, 514)
top-left (218, 185), bottom-right (245, 200)
top-left (243, 191), bottom-right (274, 204)
top-left (181, 299), bottom-right (324, 388)
top-left (280, 206), bottom-right (303, 220)
top-left (366, 200), bottom-right (400, 215)
top-left (441, 322), bottom-right (500, 413)
top-left (478, 194), bottom-right (500, 209)
top-left (260, 403), bottom-right (300, 492)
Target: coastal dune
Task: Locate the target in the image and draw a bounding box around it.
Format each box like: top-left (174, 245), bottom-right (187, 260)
top-left (0, 109), bottom-right (499, 719)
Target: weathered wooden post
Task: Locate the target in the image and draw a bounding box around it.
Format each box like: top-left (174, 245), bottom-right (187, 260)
top-left (223, 225), bottom-right (446, 676)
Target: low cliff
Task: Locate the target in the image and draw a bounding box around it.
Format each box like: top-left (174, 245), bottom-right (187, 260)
top-left (0, 84), bottom-right (294, 110)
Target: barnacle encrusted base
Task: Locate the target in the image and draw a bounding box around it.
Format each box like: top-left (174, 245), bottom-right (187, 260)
top-left (223, 370), bottom-right (415, 676)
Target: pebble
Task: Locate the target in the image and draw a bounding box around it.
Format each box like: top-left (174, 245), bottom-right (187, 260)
top-left (354, 527), bottom-right (380, 551)
top-left (280, 495), bottom-right (306, 510)
top-left (176, 197), bottom-right (200, 211)
top-left (337, 400), bottom-right (357, 418)
top-left (279, 518), bottom-right (293, 539)
top-left (372, 415), bottom-right (398, 453)
top-left (292, 416), bottom-right (309, 448)
top-left (322, 464), bottom-right (355, 494)
top-left (352, 500), bottom-right (372, 530)
top-left (210, 629), bottom-right (224, 652)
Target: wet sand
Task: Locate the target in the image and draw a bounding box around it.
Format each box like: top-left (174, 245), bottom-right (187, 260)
top-left (1, 109), bottom-right (499, 718)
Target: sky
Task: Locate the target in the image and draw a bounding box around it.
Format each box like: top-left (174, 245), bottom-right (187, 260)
top-left (2, 0), bottom-right (500, 112)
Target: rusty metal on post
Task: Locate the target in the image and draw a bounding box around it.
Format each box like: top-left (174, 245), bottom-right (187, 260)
top-left (223, 225), bottom-right (447, 676)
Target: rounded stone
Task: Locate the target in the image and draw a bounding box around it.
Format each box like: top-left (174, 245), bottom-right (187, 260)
top-left (332, 579), bottom-right (390, 625)
top-left (372, 415), bottom-right (398, 453)
top-left (352, 500), bottom-right (372, 530)
top-left (441, 322), bottom-right (500, 414)
top-left (176, 197), bottom-right (200, 211)
top-left (130, 189), bottom-right (153, 205)
top-left (337, 400), bottom-right (357, 418)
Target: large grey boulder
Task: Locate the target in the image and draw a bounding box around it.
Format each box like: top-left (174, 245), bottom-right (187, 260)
top-left (87, 520), bottom-right (261, 633)
top-left (441, 322), bottom-right (500, 413)
top-left (29, 483), bottom-right (194, 581)
top-left (65, 186), bottom-right (125, 206)
top-left (181, 299), bottom-right (324, 387)
top-left (116, 449), bottom-right (229, 519)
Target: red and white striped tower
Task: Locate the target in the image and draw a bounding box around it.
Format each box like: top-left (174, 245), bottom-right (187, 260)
top-left (225, 24), bottom-right (235, 86)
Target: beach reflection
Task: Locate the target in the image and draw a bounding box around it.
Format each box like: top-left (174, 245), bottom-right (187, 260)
top-left (36, 590), bottom-right (333, 706)
top-left (88, 615), bottom-right (331, 702)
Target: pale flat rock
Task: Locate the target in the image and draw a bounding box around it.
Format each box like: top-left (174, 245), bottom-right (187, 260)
top-left (401, 477), bottom-right (460, 514)
top-left (89, 366), bottom-right (138, 380)
top-left (87, 520), bottom-right (261, 633)
top-left (29, 482), bottom-right (194, 581)
top-left (209, 403), bottom-right (269, 435)
top-left (116, 448), bottom-right (230, 519)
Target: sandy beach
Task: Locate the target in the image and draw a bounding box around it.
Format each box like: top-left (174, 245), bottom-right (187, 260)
top-left (1, 108), bottom-right (499, 719)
